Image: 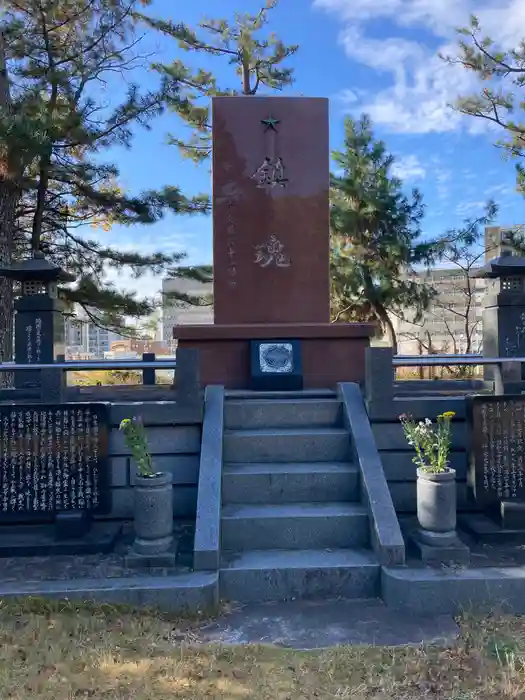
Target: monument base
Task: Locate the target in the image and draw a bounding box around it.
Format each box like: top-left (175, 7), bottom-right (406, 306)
top-left (175, 323), bottom-right (376, 389)
top-left (410, 529), bottom-right (470, 567)
top-left (0, 522), bottom-right (122, 557)
top-left (459, 513), bottom-right (525, 544)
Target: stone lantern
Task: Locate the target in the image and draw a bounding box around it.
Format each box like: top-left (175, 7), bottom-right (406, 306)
top-left (471, 250), bottom-right (525, 383)
top-left (0, 251), bottom-right (75, 388)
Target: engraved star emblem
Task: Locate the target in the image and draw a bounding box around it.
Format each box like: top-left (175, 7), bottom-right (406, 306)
top-left (261, 114), bottom-right (280, 132)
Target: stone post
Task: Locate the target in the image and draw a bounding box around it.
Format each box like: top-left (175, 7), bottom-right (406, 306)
top-left (472, 251), bottom-right (525, 392)
top-left (174, 347), bottom-right (200, 404)
top-left (142, 352), bottom-right (155, 386)
top-left (0, 252), bottom-right (75, 392)
top-left (365, 346), bottom-right (394, 414)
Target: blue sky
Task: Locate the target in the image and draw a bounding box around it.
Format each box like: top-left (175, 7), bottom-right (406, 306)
top-left (102, 0), bottom-right (525, 297)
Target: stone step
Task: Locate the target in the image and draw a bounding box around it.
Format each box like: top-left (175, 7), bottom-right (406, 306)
top-left (222, 462), bottom-right (359, 504)
top-left (225, 389), bottom-right (337, 400)
top-left (223, 428), bottom-right (351, 463)
top-left (220, 549), bottom-right (380, 603)
top-left (221, 502), bottom-right (369, 551)
top-left (224, 399), bottom-right (343, 430)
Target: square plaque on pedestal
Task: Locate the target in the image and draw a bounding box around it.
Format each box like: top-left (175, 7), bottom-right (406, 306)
top-left (250, 339), bottom-right (302, 391)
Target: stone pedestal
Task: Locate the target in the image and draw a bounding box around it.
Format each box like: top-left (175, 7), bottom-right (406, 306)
top-left (401, 518), bottom-right (470, 566)
top-left (124, 543), bottom-right (178, 570)
top-left (176, 323), bottom-right (375, 389)
top-left (410, 529), bottom-right (470, 566)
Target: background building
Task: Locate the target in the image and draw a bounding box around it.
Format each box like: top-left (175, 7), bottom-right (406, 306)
top-left (391, 225), bottom-right (525, 356)
top-left (64, 310), bottom-right (124, 358)
top-left (162, 273), bottom-right (213, 347)
top-left (392, 268), bottom-right (487, 355)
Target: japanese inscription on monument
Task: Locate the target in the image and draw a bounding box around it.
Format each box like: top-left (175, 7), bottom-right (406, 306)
top-left (0, 403), bottom-right (111, 519)
top-left (251, 113), bottom-right (288, 189)
top-left (251, 157), bottom-right (287, 188)
top-left (467, 395), bottom-right (525, 508)
top-left (254, 234), bottom-right (291, 268)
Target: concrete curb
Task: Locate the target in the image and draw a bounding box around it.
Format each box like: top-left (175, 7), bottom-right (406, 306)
top-left (338, 383), bottom-right (405, 566)
top-left (0, 572), bottom-right (219, 613)
top-left (193, 386), bottom-right (224, 571)
top-left (383, 566), bottom-right (525, 614)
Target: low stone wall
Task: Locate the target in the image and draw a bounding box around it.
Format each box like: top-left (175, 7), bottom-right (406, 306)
top-left (365, 347), bottom-right (475, 514)
top-left (102, 401), bottom-right (203, 521)
top-left (368, 395), bottom-right (470, 513)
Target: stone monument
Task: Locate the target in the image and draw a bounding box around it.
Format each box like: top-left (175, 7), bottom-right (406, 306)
top-left (473, 251), bottom-right (525, 386)
top-left (176, 96), bottom-right (375, 389)
top-left (0, 251), bottom-right (73, 390)
top-left (464, 253), bottom-right (525, 537)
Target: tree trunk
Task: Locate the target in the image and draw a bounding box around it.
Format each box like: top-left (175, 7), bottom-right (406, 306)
top-left (0, 33), bottom-right (17, 386)
top-left (0, 179), bottom-right (17, 385)
top-left (375, 305), bottom-right (398, 354)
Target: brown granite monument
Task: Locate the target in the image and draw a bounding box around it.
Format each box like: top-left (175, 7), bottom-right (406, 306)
top-left (176, 96), bottom-right (375, 389)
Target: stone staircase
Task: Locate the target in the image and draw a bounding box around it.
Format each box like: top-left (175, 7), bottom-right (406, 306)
top-left (219, 391), bottom-right (380, 603)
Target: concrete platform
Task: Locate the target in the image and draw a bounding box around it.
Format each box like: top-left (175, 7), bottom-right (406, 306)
top-left (186, 598), bottom-right (459, 649)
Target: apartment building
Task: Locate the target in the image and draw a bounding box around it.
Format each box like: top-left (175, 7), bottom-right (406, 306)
top-left (392, 267), bottom-right (487, 355)
top-left (162, 272), bottom-right (213, 347)
top-left (391, 225), bottom-right (525, 355)
top-left (64, 311), bottom-right (123, 358)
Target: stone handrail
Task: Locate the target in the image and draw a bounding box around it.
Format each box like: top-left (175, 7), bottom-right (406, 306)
top-left (338, 382), bottom-right (406, 566)
top-left (193, 385), bottom-right (224, 571)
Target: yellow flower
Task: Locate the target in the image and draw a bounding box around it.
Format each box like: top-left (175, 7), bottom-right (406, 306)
top-left (440, 411), bottom-right (456, 418)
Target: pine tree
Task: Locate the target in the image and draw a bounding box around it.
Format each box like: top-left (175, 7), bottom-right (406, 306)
top-left (0, 0), bottom-right (209, 332)
top-left (330, 116), bottom-right (441, 352)
top-left (442, 16), bottom-right (525, 195)
top-left (136, 0), bottom-right (299, 163)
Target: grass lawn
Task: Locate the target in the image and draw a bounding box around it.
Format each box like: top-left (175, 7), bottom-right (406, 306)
top-left (0, 599), bottom-right (524, 699)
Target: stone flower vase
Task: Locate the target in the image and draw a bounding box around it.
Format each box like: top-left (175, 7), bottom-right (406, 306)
top-left (416, 467), bottom-right (457, 546)
top-left (133, 471), bottom-right (173, 555)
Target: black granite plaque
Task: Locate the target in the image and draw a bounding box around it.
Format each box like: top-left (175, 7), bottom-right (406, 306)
top-left (467, 395), bottom-right (525, 508)
top-left (0, 403), bottom-right (111, 521)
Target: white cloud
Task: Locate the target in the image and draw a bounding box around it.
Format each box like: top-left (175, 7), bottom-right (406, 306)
top-left (391, 154), bottom-right (426, 180)
top-left (314, 0), bottom-right (525, 134)
top-left (484, 183), bottom-right (516, 199)
top-left (434, 168), bottom-right (452, 200)
top-left (85, 225), bottom-right (205, 301)
top-left (455, 200), bottom-right (488, 217)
